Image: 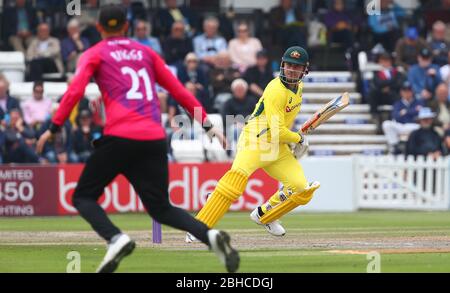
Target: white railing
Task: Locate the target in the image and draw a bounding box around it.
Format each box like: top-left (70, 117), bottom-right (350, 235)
top-left (355, 155), bottom-right (450, 210)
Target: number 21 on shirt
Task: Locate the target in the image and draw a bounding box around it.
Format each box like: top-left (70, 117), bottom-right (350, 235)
top-left (121, 66), bottom-right (153, 101)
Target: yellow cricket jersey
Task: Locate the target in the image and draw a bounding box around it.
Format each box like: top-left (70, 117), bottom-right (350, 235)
top-left (242, 77), bottom-right (303, 145)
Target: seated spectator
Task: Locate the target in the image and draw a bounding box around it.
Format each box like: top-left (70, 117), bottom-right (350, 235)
top-left (184, 81), bottom-right (212, 113)
top-left (78, 0), bottom-right (101, 46)
top-left (427, 83), bottom-right (450, 135)
top-left (156, 0), bottom-right (199, 38)
top-left (368, 0), bottom-right (405, 52)
top-left (162, 21), bottom-right (193, 66)
top-left (2, 108), bottom-right (39, 164)
top-left (61, 74), bottom-right (91, 131)
top-left (35, 0), bottom-right (69, 39)
top-left (61, 18), bottom-right (90, 73)
top-left (269, 0), bottom-right (307, 48)
top-left (26, 23), bottom-right (63, 81)
top-left (122, 0), bottom-right (148, 35)
top-left (134, 20), bottom-right (162, 56)
top-left (429, 21), bottom-right (450, 66)
top-left (228, 22), bottom-right (262, 73)
top-left (406, 107), bottom-right (444, 159)
top-left (177, 53), bottom-right (209, 101)
top-left (0, 75), bottom-right (21, 121)
top-left (445, 128), bottom-right (450, 154)
top-left (408, 48), bottom-right (442, 101)
top-left (439, 49), bottom-right (450, 96)
top-left (323, 0), bottom-right (354, 50)
top-left (21, 81), bottom-right (52, 130)
top-left (38, 104), bottom-right (76, 164)
top-left (72, 109), bottom-right (102, 163)
top-left (1, 0), bottom-right (38, 53)
top-left (395, 27), bottom-right (429, 71)
top-left (382, 81), bottom-right (423, 154)
top-left (369, 52), bottom-right (404, 115)
top-left (220, 79), bottom-right (257, 144)
top-left (193, 17), bottom-right (227, 70)
top-left (243, 49), bottom-right (274, 98)
top-left (209, 51), bottom-right (241, 99)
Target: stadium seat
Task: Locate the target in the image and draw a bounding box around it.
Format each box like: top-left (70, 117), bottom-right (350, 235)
top-left (171, 139), bottom-right (205, 163)
top-left (0, 51), bottom-right (26, 82)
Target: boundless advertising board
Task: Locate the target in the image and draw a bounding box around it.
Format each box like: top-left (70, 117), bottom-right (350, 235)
top-left (0, 163), bottom-right (277, 216)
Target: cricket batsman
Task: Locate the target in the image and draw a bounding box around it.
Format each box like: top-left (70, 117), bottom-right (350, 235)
top-left (187, 46), bottom-right (320, 240)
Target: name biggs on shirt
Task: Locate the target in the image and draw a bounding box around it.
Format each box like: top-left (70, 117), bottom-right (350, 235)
top-left (110, 49), bottom-right (144, 62)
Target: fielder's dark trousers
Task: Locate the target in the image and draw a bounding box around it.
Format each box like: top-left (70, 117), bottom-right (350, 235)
top-left (72, 136), bottom-right (210, 245)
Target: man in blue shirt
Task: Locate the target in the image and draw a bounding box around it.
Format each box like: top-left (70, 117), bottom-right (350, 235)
top-left (408, 48), bottom-right (442, 101)
top-left (382, 81), bottom-right (423, 154)
top-left (133, 20), bottom-right (162, 56)
top-left (193, 17), bottom-right (227, 69)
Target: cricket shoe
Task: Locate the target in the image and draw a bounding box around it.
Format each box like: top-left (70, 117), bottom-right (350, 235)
top-left (208, 229), bottom-right (240, 273)
top-left (250, 208), bottom-right (286, 236)
top-left (96, 233), bottom-right (136, 273)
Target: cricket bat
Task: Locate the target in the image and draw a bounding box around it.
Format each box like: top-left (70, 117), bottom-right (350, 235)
top-left (301, 92), bottom-right (350, 134)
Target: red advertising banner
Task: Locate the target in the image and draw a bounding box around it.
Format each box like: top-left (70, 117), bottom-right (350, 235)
top-left (0, 166), bottom-right (59, 216)
top-left (1, 163), bottom-right (278, 216)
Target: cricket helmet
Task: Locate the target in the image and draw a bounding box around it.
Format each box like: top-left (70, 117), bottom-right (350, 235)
top-left (280, 46), bottom-right (309, 85)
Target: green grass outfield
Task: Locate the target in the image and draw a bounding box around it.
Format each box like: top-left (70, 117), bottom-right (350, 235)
top-left (1, 211), bottom-right (450, 273)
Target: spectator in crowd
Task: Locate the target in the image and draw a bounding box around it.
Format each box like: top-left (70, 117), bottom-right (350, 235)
top-left (2, 108), bottom-right (39, 164)
top-left (21, 81), bottom-right (52, 130)
top-left (209, 51), bottom-right (241, 100)
top-left (228, 22), bottom-right (263, 73)
top-left (382, 81), bottom-right (423, 154)
top-left (72, 109), bottom-right (102, 163)
top-left (59, 75), bottom-right (91, 131)
top-left (408, 48), bottom-right (442, 101)
top-left (220, 79), bottom-right (256, 150)
top-left (427, 83), bottom-right (450, 135)
top-left (269, 0), bottom-right (307, 48)
top-left (406, 107), bottom-right (444, 158)
top-left (368, 0), bottom-right (405, 52)
top-left (369, 52), bottom-right (404, 115)
top-left (133, 20), bottom-right (162, 56)
top-left (429, 21), bottom-right (450, 66)
top-left (122, 0), bottom-right (148, 34)
top-left (78, 0), bottom-right (101, 46)
top-left (162, 21), bottom-right (193, 66)
top-left (0, 75), bottom-right (21, 121)
top-left (184, 81), bottom-right (212, 113)
top-left (177, 53), bottom-right (209, 101)
top-left (444, 128), bottom-right (450, 154)
top-left (35, 0), bottom-right (70, 39)
top-left (243, 49), bottom-right (274, 98)
top-left (61, 18), bottom-right (90, 73)
top-left (395, 27), bottom-right (429, 70)
top-left (165, 83), bottom-right (205, 147)
top-left (26, 23), bottom-right (63, 81)
top-left (1, 0), bottom-right (38, 53)
top-left (323, 0), bottom-right (354, 50)
top-left (440, 50), bottom-right (450, 98)
top-left (193, 17), bottom-right (228, 70)
top-left (167, 81), bottom-right (211, 121)
top-left (156, 0), bottom-right (199, 38)
top-left (38, 104), bottom-right (76, 164)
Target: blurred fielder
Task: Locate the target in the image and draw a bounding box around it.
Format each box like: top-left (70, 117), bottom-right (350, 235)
top-left (187, 46), bottom-right (320, 241)
top-left (37, 4), bottom-right (239, 273)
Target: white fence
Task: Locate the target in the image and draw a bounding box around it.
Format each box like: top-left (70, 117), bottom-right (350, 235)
top-left (355, 155), bottom-right (450, 210)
